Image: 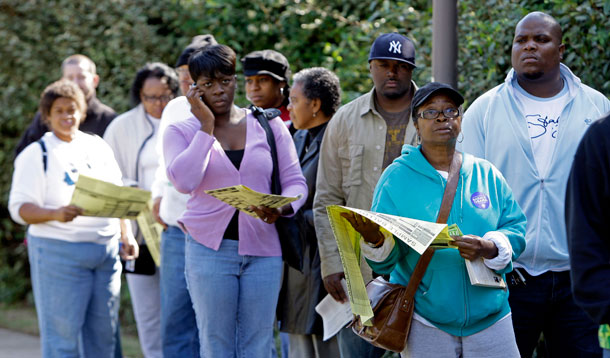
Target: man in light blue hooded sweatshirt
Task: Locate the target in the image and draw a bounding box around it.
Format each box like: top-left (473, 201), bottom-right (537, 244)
top-left (458, 11), bottom-right (610, 358)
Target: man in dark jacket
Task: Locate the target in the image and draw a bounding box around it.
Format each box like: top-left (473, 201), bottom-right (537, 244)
top-left (15, 54), bottom-right (115, 156)
top-left (566, 111), bottom-right (610, 357)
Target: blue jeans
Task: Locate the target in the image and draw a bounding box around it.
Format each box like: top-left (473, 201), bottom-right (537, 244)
top-left (337, 326), bottom-right (385, 358)
top-left (185, 236), bottom-right (282, 358)
top-left (160, 226), bottom-right (199, 357)
top-left (508, 269), bottom-right (601, 357)
top-left (28, 234), bottom-right (121, 358)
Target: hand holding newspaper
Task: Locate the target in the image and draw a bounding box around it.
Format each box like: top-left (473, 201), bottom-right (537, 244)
top-left (326, 205), bottom-right (452, 325)
top-left (69, 175), bottom-right (151, 218)
top-left (204, 185), bottom-right (301, 217)
top-left (448, 225), bottom-right (506, 288)
top-left (69, 175), bottom-right (162, 265)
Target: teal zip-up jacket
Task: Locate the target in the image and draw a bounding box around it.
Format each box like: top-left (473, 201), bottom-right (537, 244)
top-left (367, 145), bottom-right (526, 336)
top-left (458, 64), bottom-right (610, 275)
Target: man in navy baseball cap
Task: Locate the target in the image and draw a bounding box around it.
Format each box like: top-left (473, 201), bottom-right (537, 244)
top-left (314, 31), bottom-right (419, 358)
top-left (369, 32), bottom-right (417, 68)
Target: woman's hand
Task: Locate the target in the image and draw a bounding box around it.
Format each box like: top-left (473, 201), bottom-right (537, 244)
top-left (340, 212), bottom-right (384, 246)
top-left (54, 205), bottom-right (84, 223)
top-left (451, 234), bottom-right (498, 261)
top-left (186, 84), bottom-right (215, 135)
top-left (119, 219), bottom-right (139, 261)
top-left (250, 204), bottom-right (293, 224)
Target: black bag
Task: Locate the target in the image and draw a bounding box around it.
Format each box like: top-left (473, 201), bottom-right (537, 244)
top-left (121, 244), bottom-right (156, 275)
top-left (252, 106), bottom-right (305, 272)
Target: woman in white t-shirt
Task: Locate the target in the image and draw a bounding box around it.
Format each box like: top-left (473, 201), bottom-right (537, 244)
top-left (9, 79), bottom-right (138, 357)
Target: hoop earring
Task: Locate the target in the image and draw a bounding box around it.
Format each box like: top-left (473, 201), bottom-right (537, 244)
top-left (457, 132), bottom-right (464, 143)
top-left (416, 134), bottom-right (421, 145)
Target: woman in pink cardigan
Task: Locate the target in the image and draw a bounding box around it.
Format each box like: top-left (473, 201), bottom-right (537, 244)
top-left (163, 44), bottom-right (307, 357)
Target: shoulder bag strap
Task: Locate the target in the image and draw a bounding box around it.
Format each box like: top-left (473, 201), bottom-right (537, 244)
top-left (37, 139), bottom-right (47, 173)
top-left (252, 106), bottom-right (282, 195)
top-left (405, 151), bottom-right (463, 297)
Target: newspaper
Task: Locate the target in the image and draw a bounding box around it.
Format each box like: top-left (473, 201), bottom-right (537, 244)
top-left (204, 185), bottom-right (301, 218)
top-left (326, 205), bottom-right (451, 325)
top-left (135, 204), bottom-right (164, 266)
top-left (69, 175), bottom-right (151, 219)
top-left (449, 225), bottom-right (506, 288)
top-left (315, 279), bottom-right (353, 341)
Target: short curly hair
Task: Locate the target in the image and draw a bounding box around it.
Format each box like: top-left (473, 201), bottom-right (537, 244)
top-left (129, 62), bottom-right (180, 107)
top-left (39, 79), bottom-right (87, 124)
top-left (292, 67), bottom-right (341, 117)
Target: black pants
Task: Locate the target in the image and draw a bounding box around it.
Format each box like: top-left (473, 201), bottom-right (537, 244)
top-left (507, 269), bottom-right (601, 358)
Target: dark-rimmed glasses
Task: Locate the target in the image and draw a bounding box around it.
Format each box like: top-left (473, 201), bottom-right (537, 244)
top-left (418, 108), bottom-right (460, 120)
top-left (141, 94), bottom-right (173, 103)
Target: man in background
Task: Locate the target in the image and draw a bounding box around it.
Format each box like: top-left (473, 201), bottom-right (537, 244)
top-left (459, 11), bottom-right (610, 357)
top-left (314, 32), bottom-right (418, 358)
top-left (15, 54), bottom-right (115, 156)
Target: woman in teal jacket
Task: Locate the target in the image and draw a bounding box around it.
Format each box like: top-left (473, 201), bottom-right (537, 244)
top-left (345, 83), bottom-right (526, 357)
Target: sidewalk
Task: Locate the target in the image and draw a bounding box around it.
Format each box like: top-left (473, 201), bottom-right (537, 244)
top-left (0, 328), bottom-right (40, 358)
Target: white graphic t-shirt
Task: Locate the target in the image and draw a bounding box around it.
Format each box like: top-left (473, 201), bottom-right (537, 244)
top-left (513, 79), bottom-right (569, 177)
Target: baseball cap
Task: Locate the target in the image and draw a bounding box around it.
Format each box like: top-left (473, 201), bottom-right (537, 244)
top-left (175, 34), bottom-right (217, 68)
top-left (411, 82), bottom-right (464, 117)
top-left (242, 50), bottom-right (291, 82)
top-left (369, 32), bottom-right (417, 68)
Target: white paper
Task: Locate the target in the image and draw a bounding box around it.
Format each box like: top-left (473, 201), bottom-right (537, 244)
top-left (465, 258), bottom-right (506, 288)
top-left (315, 280), bottom-right (353, 341)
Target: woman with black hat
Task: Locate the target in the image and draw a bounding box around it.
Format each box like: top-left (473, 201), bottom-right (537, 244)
top-left (242, 49), bottom-right (292, 126)
top-left (343, 82), bottom-right (526, 357)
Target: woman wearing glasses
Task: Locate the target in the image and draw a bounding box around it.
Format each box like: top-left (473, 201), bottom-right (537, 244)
top-left (104, 62), bottom-right (179, 358)
top-left (344, 83), bottom-right (527, 357)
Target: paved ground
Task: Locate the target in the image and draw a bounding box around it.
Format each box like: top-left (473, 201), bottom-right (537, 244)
top-left (0, 328), bottom-right (40, 358)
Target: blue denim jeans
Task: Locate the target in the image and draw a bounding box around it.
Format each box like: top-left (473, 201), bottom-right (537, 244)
top-left (160, 226), bottom-right (199, 357)
top-left (28, 234), bottom-right (121, 358)
top-left (508, 269), bottom-right (601, 357)
top-left (337, 326), bottom-right (385, 358)
top-left (185, 236), bottom-right (282, 358)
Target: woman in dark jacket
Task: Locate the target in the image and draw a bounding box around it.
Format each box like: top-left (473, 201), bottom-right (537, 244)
top-left (278, 67), bottom-right (342, 358)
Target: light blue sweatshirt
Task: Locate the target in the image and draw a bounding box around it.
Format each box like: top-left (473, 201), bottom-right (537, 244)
top-left (458, 64), bottom-right (610, 275)
top-left (367, 146), bottom-right (526, 336)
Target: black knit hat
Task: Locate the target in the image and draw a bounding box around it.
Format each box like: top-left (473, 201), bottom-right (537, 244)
top-left (175, 34), bottom-right (217, 68)
top-left (242, 50), bottom-right (290, 82)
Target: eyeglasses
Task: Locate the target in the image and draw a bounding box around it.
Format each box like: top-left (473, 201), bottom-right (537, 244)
top-left (418, 108), bottom-right (460, 120)
top-left (141, 94), bottom-right (173, 103)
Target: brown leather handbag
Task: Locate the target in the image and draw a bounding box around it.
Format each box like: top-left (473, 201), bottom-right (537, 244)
top-left (351, 152), bottom-right (462, 353)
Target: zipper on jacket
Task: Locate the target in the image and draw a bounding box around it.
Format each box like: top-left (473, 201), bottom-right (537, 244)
top-left (531, 178), bottom-right (545, 268)
top-left (462, 265), bottom-right (469, 334)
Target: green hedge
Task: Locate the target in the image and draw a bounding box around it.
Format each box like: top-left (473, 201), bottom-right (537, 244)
top-left (0, 0), bottom-right (608, 302)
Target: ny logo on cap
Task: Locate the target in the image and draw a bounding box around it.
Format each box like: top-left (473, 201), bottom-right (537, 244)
top-left (389, 40), bottom-right (402, 54)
